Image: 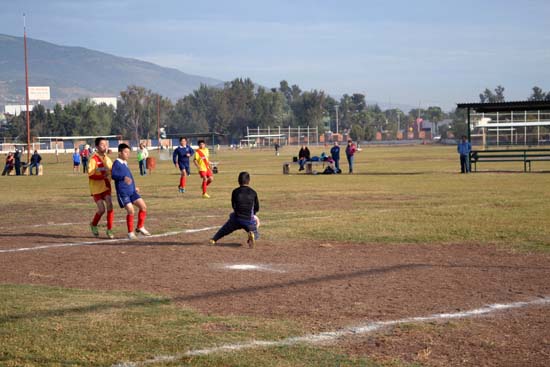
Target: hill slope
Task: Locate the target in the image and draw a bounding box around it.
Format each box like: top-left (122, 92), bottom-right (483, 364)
top-left (0, 34), bottom-right (222, 106)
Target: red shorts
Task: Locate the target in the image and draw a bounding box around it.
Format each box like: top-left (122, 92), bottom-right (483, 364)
top-left (92, 190), bottom-right (112, 202)
top-left (199, 170), bottom-right (213, 178)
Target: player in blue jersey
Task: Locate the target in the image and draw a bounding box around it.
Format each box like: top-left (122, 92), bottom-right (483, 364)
top-left (111, 143), bottom-right (151, 240)
top-left (173, 137), bottom-right (194, 193)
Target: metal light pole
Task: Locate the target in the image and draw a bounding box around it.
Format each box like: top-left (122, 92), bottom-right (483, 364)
top-left (335, 104), bottom-right (339, 135)
top-left (23, 14), bottom-right (31, 162)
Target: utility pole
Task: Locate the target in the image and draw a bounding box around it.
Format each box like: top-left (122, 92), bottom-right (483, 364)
top-left (335, 104), bottom-right (339, 135)
top-left (157, 95), bottom-right (160, 151)
top-left (23, 14), bottom-right (31, 162)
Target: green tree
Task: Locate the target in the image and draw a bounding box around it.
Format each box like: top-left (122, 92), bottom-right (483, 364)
top-left (480, 85), bottom-right (505, 103)
top-left (528, 86), bottom-right (547, 101)
top-left (118, 85), bottom-right (152, 143)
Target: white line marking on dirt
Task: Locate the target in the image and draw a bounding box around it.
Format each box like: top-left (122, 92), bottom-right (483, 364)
top-left (0, 226), bottom-right (219, 253)
top-left (112, 296), bottom-right (550, 367)
top-left (222, 263), bottom-right (287, 273)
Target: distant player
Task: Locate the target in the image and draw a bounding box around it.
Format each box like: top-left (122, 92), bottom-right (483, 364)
top-left (88, 137), bottom-right (115, 239)
top-left (173, 137), bottom-right (194, 193)
top-left (193, 140), bottom-right (213, 198)
top-left (209, 171), bottom-right (260, 248)
top-left (112, 143), bottom-right (151, 240)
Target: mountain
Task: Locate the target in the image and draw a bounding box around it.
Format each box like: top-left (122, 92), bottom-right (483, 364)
top-left (0, 34), bottom-right (222, 106)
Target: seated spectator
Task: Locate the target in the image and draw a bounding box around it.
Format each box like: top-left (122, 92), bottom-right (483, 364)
top-left (2, 152), bottom-right (15, 176)
top-left (28, 150), bottom-right (42, 175)
top-left (298, 145), bottom-right (310, 171)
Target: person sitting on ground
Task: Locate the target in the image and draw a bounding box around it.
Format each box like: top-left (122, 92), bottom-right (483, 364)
top-left (209, 171), bottom-right (260, 248)
top-left (29, 150), bottom-right (42, 175)
top-left (298, 145), bottom-right (311, 171)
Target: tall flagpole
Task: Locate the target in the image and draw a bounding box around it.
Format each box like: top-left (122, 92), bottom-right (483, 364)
top-left (23, 13), bottom-right (31, 162)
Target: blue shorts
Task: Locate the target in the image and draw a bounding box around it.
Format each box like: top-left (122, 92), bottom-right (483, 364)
top-left (117, 191), bottom-right (141, 208)
top-left (178, 162), bottom-right (191, 175)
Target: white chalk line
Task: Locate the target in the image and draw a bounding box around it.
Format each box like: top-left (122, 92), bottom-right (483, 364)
top-left (0, 215), bottom-right (221, 230)
top-left (0, 226), bottom-right (219, 253)
top-left (112, 296), bottom-right (550, 367)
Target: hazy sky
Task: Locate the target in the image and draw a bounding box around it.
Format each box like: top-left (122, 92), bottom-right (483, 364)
top-left (1, 0), bottom-right (549, 110)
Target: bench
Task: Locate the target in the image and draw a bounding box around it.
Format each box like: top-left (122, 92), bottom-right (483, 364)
top-left (283, 160), bottom-right (326, 174)
top-left (470, 149), bottom-right (550, 172)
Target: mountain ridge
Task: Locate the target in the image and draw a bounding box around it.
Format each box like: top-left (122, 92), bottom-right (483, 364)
top-left (0, 33), bottom-right (222, 106)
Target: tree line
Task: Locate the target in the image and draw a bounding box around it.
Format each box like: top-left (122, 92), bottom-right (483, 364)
top-left (2, 81), bottom-right (548, 143)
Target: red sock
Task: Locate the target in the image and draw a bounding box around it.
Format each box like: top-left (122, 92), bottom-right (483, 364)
top-left (126, 214), bottom-right (134, 233)
top-left (92, 212), bottom-right (102, 226)
top-left (180, 175), bottom-right (186, 188)
top-left (206, 178), bottom-right (212, 186)
top-left (202, 180), bottom-right (207, 194)
top-left (137, 211), bottom-right (146, 229)
top-left (107, 210), bottom-right (114, 230)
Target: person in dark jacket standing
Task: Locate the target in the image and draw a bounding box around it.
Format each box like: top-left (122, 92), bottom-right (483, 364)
top-left (330, 141), bottom-right (341, 173)
top-left (298, 145), bottom-right (310, 171)
top-left (14, 148), bottom-right (22, 176)
top-left (29, 150), bottom-right (42, 175)
top-left (209, 171), bottom-right (260, 248)
top-left (457, 135), bottom-right (472, 173)
top-left (112, 143), bottom-right (151, 240)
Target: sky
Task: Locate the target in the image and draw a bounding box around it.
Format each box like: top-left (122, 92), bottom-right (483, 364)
top-left (1, 0), bottom-right (549, 111)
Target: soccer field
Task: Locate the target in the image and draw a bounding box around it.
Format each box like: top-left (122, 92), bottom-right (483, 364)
top-left (1, 144), bottom-right (549, 366)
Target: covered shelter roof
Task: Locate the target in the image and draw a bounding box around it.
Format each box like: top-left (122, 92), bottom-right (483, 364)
top-left (457, 100), bottom-right (550, 113)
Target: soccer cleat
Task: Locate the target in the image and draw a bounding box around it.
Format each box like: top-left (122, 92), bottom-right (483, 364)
top-left (202, 193), bottom-right (210, 199)
top-left (106, 229), bottom-right (115, 239)
top-left (208, 239), bottom-right (216, 246)
top-left (90, 224), bottom-right (99, 238)
top-left (247, 232), bottom-right (255, 249)
top-left (127, 232), bottom-right (137, 240)
top-left (178, 186), bottom-right (185, 193)
top-left (136, 227), bottom-right (151, 236)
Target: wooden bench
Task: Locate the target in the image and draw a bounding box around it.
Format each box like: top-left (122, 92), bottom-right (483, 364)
top-left (283, 160), bottom-right (326, 174)
top-left (470, 149), bottom-right (550, 172)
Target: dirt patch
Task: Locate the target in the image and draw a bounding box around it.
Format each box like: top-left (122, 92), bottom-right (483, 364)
top-left (1, 229), bottom-right (550, 366)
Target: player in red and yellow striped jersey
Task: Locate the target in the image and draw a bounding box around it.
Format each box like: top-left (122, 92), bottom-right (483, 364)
top-left (193, 140), bottom-right (213, 198)
top-left (88, 137), bottom-right (115, 238)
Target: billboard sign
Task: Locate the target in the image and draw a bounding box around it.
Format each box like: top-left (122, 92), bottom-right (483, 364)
top-left (28, 86), bottom-right (51, 101)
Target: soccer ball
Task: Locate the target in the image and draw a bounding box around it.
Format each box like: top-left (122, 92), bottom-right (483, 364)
top-left (254, 215), bottom-right (260, 228)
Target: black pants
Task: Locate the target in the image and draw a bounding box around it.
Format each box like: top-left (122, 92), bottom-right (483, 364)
top-left (212, 213), bottom-right (259, 241)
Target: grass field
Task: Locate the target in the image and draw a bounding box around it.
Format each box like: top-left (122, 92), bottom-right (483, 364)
top-left (1, 144), bottom-right (549, 366)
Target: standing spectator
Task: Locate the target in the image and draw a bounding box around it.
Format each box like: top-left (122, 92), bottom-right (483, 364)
top-left (298, 145), bottom-right (310, 171)
top-left (330, 141), bottom-right (341, 173)
top-left (274, 143), bottom-right (280, 156)
top-left (193, 140), bottom-right (213, 198)
top-left (2, 152), bottom-right (14, 176)
top-left (138, 142), bottom-right (149, 176)
top-left (173, 137), bottom-right (194, 193)
top-left (72, 147), bottom-right (81, 174)
top-left (29, 150), bottom-right (42, 175)
top-left (81, 144), bottom-right (90, 174)
top-left (88, 137), bottom-right (115, 239)
top-left (345, 139), bottom-right (357, 174)
top-left (457, 135), bottom-right (472, 173)
top-left (112, 143), bottom-right (151, 240)
top-left (14, 148), bottom-right (22, 176)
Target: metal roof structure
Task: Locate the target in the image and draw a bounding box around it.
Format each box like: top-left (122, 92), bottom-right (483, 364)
top-left (457, 100), bottom-right (550, 113)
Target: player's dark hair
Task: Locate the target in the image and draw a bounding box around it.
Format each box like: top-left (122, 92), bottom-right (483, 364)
top-left (118, 143), bottom-right (130, 152)
top-left (197, 139), bottom-right (205, 145)
top-left (238, 171), bottom-right (250, 186)
top-left (179, 137), bottom-right (187, 142)
top-left (95, 137), bottom-right (106, 146)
